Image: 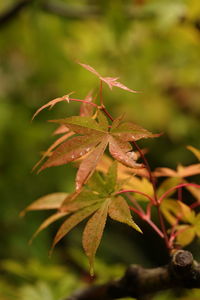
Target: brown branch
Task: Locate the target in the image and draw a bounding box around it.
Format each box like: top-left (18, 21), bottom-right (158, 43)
top-left (41, 1), bottom-right (100, 20)
top-left (0, 0), bottom-right (33, 27)
top-left (66, 250), bottom-right (200, 300)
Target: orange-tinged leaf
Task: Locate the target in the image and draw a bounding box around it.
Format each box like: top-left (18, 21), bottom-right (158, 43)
top-left (187, 145), bottom-right (200, 161)
top-left (79, 91), bottom-right (94, 117)
top-left (79, 62), bottom-right (138, 93)
top-left (30, 212), bottom-right (68, 244)
top-left (82, 199), bottom-right (110, 275)
top-left (20, 193), bottom-right (68, 216)
top-left (109, 196), bottom-right (142, 232)
top-left (154, 164), bottom-right (200, 178)
top-left (39, 134), bottom-right (101, 172)
top-left (97, 155), bottom-right (149, 181)
top-left (111, 122), bottom-right (160, 142)
top-left (33, 132), bottom-right (74, 171)
top-left (53, 125), bottom-right (69, 135)
top-left (76, 136), bottom-right (109, 190)
top-left (176, 225), bottom-right (196, 247)
top-left (32, 93), bottom-right (72, 120)
top-left (109, 136), bottom-right (142, 168)
top-left (51, 203), bottom-right (101, 252)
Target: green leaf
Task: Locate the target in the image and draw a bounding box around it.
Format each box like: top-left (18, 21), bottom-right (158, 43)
top-left (61, 190), bottom-right (104, 212)
top-left (178, 201), bottom-right (196, 224)
top-left (51, 203), bottom-right (101, 252)
top-left (50, 116), bottom-right (106, 135)
top-left (97, 110), bottom-right (109, 131)
top-left (87, 172), bottom-right (107, 195)
top-left (39, 134), bottom-right (101, 171)
top-left (30, 212), bottom-right (68, 243)
top-left (104, 161), bottom-right (118, 194)
top-left (109, 196), bottom-right (142, 233)
top-left (127, 177), bottom-right (154, 201)
top-left (160, 198), bottom-right (180, 225)
top-left (187, 145), bottom-right (200, 161)
top-left (157, 177), bottom-right (182, 198)
top-left (76, 136), bottom-right (109, 190)
top-left (82, 199), bottom-right (110, 275)
top-left (111, 122), bottom-right (160, 142)
top-left (109, 136), bottom-right (141, 168)
top-left (176, 225), bottom-right (196, 247)
top-left (20, 193), bottom-right (68, 216)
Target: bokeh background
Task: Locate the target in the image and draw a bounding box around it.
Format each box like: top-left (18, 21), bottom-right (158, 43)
top-left (0, 0), bottom-right (200, 299)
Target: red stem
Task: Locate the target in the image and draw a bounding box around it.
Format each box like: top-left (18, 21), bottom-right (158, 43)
top-left (100, 80), bottom-right (103, 106)
top-left (158, 183), bottom-right (200, 204)
top-left (95, 87), bottom-right (170, 248)
top-left (69, 98), bottom-right (99, 108)
top-left (129, 207), bottom-right (164, 238)
top-left (115, 189), bottom-right (154, 204)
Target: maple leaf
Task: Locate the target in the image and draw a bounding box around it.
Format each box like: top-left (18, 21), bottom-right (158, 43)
top-left (31, 163), bottom-right (140, 274)
top-left (20, 193), bottom-right (68, 217)
top-left (173, 203), bottom-right (200, 247)
top-left (79, 62), bottom-right (138, 93)
top-left (37, 111), bottom-right (159, 190)
top-left (32, 93), bottom-right (72, 120)
top-left (187, 145), bottom-right (200, 161)
top-left (154, 164), bottom-right (200, 204)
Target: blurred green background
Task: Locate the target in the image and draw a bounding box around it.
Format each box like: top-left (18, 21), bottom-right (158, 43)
top-left (0, 0), bottom-right (200, 299)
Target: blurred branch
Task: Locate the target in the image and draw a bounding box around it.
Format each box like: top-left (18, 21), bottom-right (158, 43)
top-left (0, 0), bottom-right (33, 27)
top-left (42, 1), bottom-right (100, 20)
top-left (66, 250), bottom-right (200, 300)
top-left (1, 0), bottom-right (200, 33)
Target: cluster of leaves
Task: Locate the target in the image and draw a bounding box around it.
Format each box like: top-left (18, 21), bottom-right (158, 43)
top-left (22, 63), bottom-right (200, 274)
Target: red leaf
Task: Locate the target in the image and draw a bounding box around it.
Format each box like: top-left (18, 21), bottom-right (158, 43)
top-left (32, 93), bottom-right (72, 120)
top-left (109, 136), bottom-right (142, 168)
top-left (79, 62), bottom-right (138, 93)
top-left (53, 125), bottom-right (69, 135)
top-left (80, 91), bottom-right (94, 117)
top-left (39, 134), bottom-right (101, 172)
top-left (76, 136), bottom-right (109, 190)
top-left (33, 132), bottom-right (74, 171)
top-left (111, 122), bottom-right (160, 142)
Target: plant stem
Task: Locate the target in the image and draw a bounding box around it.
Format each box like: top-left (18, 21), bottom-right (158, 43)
top-left (115, 189), bottom-right (154, 204)
top-left (158, 183), bottom-right (200, 204)
top-left (69, 98), bottom-right (99, 108)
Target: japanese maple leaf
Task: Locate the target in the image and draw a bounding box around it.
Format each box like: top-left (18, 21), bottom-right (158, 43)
top-left (23, 163), bottom-right (142, 274)
top-left (37, 110), bottom-right (159, 190)
top-left (54, 163), bottom-right (141, 274)
top-left (79, 62), bottom-right (138, 93)
top-left (154, 163), bottom-right (200, 203)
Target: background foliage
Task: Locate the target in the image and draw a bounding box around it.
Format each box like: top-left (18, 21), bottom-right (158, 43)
top-left (0, 0), bottom-right (200, 299)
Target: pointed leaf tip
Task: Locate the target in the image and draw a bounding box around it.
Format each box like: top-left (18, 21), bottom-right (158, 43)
top-left (78, 62), bottom-right (138, 93)
top-left (32, 93), bottom-right (72, 120)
